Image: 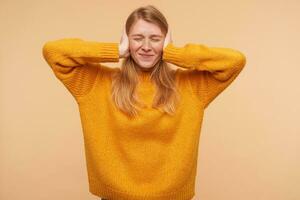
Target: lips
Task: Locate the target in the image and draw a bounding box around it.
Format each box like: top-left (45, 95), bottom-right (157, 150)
top-left (138, 53), bottom-right (154, 61)
top-left (139, 53), bottom-right (154, 56)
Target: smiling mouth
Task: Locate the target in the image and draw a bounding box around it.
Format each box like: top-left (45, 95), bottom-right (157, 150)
top-left (139, 53), bottom-right (154, 57)
top-left (139, 54), bottom-right (154, 60)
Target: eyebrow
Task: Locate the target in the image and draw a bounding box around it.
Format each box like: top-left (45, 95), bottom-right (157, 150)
top-left (131, 34), bottom-right (163, 38)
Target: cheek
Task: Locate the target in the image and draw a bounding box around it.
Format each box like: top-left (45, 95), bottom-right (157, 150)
top-left (153, 46), bottom-right (163, 55)
top-left (129, 42), bottom-right (140, 52)
top-left (152, 42), bottom-right (164, 51)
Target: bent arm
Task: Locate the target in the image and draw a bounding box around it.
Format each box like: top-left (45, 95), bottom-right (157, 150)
top-left (162, 43), bottom-right (246, 109)
top-left (42, 38), bottom-right (119, 99)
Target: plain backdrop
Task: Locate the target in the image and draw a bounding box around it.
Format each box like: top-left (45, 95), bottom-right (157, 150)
top-left (1, 0), bottom-right (300, 199)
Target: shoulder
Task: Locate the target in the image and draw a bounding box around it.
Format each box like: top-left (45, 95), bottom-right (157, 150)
top-left (175, 68), bottom-right (207, 92)
top-left (175, 68), bottom-right (202, 82)
top-left (99, 64), bottom-right (119, 73)
top-left (176, 67), bottom-right (206, 80)
top-left (97, 64), bottom-right (120, 81)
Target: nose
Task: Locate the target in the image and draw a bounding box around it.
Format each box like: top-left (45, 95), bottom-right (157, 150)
top-left (141, 39), bottom-right (152, 51)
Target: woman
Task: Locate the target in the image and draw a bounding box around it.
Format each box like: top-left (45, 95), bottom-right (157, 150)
top-left (42, 5), bottom-right (246, 200)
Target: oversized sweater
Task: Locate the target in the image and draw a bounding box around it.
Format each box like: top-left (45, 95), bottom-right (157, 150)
top-left (42, 38), bottom-right (246, 200)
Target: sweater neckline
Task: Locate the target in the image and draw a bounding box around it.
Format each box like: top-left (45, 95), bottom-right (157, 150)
top-left (137, 69), bottom-right (153, 82)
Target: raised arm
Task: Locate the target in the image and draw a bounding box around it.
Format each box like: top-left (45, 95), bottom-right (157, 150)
top-left (162, 43), bottom-right (246, 109)
top-left (42, 38), bottom-right (119, 99)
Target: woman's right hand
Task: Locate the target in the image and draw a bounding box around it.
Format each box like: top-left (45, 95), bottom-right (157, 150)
top-left (119, 24), bottom-right (130, 58)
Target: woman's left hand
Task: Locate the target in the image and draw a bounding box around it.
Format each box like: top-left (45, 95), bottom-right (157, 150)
top-left (163, 27), bottom-right (173, 49)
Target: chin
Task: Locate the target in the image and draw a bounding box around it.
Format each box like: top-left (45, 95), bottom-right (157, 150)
top-left (138, 62), bottom-right (155, 69)
top-left (132, 54), bottom-right (160, 70)
top-left (134, 59), bottom-right (154, 69)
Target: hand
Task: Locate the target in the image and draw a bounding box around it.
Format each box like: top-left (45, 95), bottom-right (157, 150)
top-left (119, 23), bottom-right (130, 58)
top-left (163, 27), bottom-right (173, 49)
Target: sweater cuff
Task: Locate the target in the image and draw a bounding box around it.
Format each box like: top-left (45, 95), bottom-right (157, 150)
top-left (162, 43), bottom-right (187, 67)
top-left (92, 42), bottom-right (120, 62)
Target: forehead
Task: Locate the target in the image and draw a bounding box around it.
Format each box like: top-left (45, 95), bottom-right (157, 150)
top-left (129, 19), bottom-right (163, 37)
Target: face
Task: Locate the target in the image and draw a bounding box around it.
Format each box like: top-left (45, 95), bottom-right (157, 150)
top-left (128, 19), bottom-right (165, 71)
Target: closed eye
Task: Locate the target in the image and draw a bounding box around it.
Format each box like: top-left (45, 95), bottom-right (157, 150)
top-left (134, 38), bottom-right (160, 42)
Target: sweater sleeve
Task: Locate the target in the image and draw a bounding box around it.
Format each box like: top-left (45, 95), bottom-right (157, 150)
top-left (42, 38), bottom-right (119, 99)
top-left (162, 43), bottom-right (246, 109)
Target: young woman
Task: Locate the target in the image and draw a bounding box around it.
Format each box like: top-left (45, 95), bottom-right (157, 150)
top-left (42, 5), bottom-right (246, 200)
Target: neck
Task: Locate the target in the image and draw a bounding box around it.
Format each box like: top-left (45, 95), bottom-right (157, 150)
top-left (136, 66), bottom-right (153, 73)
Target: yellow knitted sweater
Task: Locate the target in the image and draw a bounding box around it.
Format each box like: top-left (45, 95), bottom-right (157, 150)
top-left (42, 38), bottom-right (246, 200)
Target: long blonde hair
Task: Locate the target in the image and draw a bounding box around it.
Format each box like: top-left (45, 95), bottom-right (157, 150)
top-left (111, 5), bottom-right (180, 118)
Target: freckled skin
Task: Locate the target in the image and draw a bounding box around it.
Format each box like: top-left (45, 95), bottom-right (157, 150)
top-left (128, 19), bottom-right (165, 72)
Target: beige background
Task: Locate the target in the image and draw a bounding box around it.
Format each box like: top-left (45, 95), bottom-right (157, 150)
top-left (1, 0), bottom-right (300, 199)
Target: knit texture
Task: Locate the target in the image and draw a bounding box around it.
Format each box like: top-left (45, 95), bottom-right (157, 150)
top-left (42, 38), bottom-right (246, 200)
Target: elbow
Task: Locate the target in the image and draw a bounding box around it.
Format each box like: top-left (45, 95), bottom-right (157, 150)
top-left (218, 51), bottom-right (246, 81)
top-left (42, 39), bottom-right (67, 58)
top-left (42, 38), bottom-right (83, 61)
top-left (236, 51), bottom-right (247, 69)
top-left (42, 41), bottom-right (56, 61)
